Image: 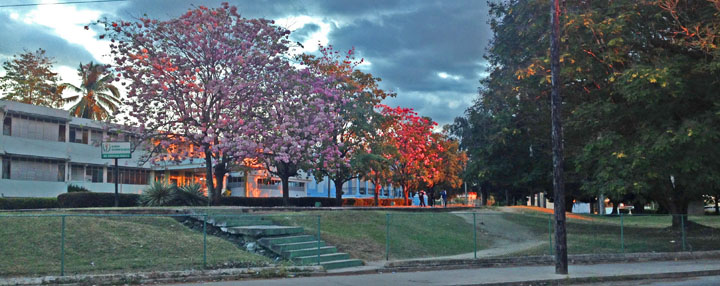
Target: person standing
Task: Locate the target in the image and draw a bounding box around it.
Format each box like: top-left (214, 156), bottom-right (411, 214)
top-left (419, 191), bottom-right (426, 207)
top-left (441, 190), bottom-right (448, 207)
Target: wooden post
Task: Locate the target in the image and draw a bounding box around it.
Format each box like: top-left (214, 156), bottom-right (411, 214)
top-left (550, 0), bottom-right (568, 275)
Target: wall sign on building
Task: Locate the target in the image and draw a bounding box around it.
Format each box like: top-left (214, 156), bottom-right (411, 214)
top-left (101, 142), bottom-right (132, 159)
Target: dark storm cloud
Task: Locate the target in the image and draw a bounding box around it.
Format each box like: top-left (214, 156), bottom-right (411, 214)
top-left (0, 0), bottom-right (491, 125)
top-left (290, 23), bottom-right (320, 44)
top-left (327, 0), bottom-right (491, 124)
top-left (0, 12), bottom-right (96, 67)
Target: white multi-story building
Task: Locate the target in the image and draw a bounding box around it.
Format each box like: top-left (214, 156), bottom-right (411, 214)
top-left (0, 100), bottom-right (309, 198)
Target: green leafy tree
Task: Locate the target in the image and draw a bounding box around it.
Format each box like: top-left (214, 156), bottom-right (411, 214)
top-left (459, 0), bottom-right (720, 225)
top-left (0, 48), bottom-right (65, 108)
top-left (61, 62), bottom-right (121, 120)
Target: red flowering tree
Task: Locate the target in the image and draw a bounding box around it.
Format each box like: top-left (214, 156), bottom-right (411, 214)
top-left (379, 105), bottom-right (441, 205)
top-left (105, 4), bottom-right (333, 203)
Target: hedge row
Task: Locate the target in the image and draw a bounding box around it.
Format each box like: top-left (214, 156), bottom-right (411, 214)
top-left (219, 197), bottom-right (341, 207)
top-left (342, 198), bottom-right (406, 207)
top-left (0, 195), bottom-right (408, 209)
top-left (57, 192), bottom-right (141, 208)
top-left (0, 197), bottom-right (59, 210)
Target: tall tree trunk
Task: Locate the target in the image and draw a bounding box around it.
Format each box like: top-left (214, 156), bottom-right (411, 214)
top-left (481, 183), bottom-right (488, 206)
top-left (204, 151), bottom-right (215, 205)
top-left (280, 175), bottom-right (290, 206)
top-left (213, 162), bottom-right (227, 204)
top-left (715, 195), bottom-right (719, 216)
top-left (530, 190), bottom-right (536, 206)
top-left (334, 179), bottom-right (344, 202)
top-left (634, 201), bottom-right (645, 214)
top-left (403, 184), bottom-right (410, 206)
top-left (374, 184), bottom-right (381, 206)
top-left (550, 0), bottom-right (568, 274)
top-left (426, 185), bottom-right (434, 207)
top-left (565, 196), bottom-right (574, 213)
top-left (610, 199), bottom-right (619, 215)
top-left (504, 189), bottom-right (509, 206)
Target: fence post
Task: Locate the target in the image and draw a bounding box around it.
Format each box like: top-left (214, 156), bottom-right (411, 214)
top-left (620, 213), bottom-right (625, 253)
top-left (61, 215), bottom-right (66, 276)
top-left (203, 214), bottom-right (207, 268)
top-left (317, 215), bottom-right (321, 266)
top-left (681, 214), bottom-right (686, 251)
top-left (386, 213), bottom-right (390, 261)
top-left (473, 212), bottom-right (477, 259)
top-left (547, 214), bottom-right (554, 255)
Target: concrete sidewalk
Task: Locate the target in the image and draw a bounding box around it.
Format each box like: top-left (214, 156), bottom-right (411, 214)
top-left (165, 259), bottom-right (720, 286)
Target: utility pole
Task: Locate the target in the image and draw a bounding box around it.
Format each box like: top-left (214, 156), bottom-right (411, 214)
top-left (550, 0), bottom-right (568, 275)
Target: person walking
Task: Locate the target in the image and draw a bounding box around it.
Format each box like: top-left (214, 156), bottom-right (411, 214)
top-left (441, 190), bottom-right (448, 207)
top-left (419, 191), bottom-right (426, 207)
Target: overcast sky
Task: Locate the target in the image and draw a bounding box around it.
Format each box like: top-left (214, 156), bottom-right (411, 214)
top-left (0, 0), bottom-right (492, 126)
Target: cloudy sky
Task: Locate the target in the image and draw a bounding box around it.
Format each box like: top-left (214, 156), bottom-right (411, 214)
top-left (0, 0), bottom-right (492, 126)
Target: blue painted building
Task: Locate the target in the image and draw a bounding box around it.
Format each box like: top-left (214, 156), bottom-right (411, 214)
top-left (304, 176), bottom-right (403, 199)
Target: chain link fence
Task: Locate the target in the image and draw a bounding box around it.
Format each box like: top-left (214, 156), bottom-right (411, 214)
top-left (1, 210), bottom-right (718, 278)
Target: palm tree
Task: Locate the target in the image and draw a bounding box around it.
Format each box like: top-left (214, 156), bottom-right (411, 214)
top-left (62, 62), bottom-right (121, 120)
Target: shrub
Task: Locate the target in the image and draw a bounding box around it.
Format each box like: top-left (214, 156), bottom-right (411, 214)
top-left (172, 183), bottom-right (207, 206)
top-left (342, 198), bottom-right (406, 207)
top-left (139, 181), bottom-right (175, 207)
top-left (57, 192), bottom-right (140, 208)
top-left (0, 197), bottom-right (59, 209)
top-left (218, 197), bottom-right (340, 207)
top-left (67, 184), bottom-right (91, 193)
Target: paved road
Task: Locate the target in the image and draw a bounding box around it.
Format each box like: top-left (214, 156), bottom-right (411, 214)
top-left (160, 259), bottom-right (720, 286)
top-left (574, 275), bottom-right (720, 285)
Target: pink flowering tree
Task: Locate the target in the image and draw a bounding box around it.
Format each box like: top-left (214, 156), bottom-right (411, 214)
top-left (104, 4), bottom-right (299, 203)
top-left (232, 65), bottom-right (343, 206)
top-left (300, 45), bottom-right (394, 202)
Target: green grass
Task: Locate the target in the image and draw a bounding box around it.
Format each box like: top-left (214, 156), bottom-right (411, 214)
top-left (0, 214), bottom-right (270, 277)
top-left (262, 211), bottom-right (491, 261)
top-left (501, 211), bottom-right (720, 256)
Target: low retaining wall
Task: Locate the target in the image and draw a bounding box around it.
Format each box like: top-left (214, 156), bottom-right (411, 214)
top-left (385, 250), bottom-right (720, 271)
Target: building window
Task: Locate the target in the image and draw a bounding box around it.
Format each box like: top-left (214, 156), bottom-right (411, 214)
top-left (71, 164), bottom-right (85, 181)
top-left (90, 130), bottom-right (103, 146)
top-left (108, 167), bottom-right (149, 185)
top-left (1, 156), bottom-right (65, 181)
top-left (3, 117), bottom-right (10, 136)
top-left (86, 165), bottom-right (103, 183)
top-left (228, 176), bottom-right (245, 183)
top-left (2, 159), bottom-right (9, 179)
top-left (57, 164), bottom-right (65, 182)
top-left (288, 181), bottom-right (306, 188)
top-left (257, 178), bottom-right (280, 185)
top-left (69, 127), bottom-right (88, 144)
top-left (58, 124), bottom-right (66, 142)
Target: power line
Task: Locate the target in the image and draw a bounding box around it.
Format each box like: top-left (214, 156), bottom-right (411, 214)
top-left (0, 0), bottom-right (126, 8)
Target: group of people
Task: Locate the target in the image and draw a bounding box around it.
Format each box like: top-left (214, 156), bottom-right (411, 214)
top-left (413, 190), bottom-right (449, 207)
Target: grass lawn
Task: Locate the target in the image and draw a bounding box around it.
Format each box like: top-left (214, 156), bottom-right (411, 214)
top-left (501, 210), bottom-right (720, 256)
top-left (262, 210), bottom-right (491, 261)
top-left (0, 213), bottom-right (269, 277)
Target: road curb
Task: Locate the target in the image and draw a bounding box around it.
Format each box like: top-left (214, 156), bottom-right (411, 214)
top-left (461, 269), bottom-right (720, 286)
top-left (0, 266), bottom-right (322, 286)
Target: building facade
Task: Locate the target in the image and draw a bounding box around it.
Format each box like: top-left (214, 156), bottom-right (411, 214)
top-left (0, 100), bottom-right (310, 198)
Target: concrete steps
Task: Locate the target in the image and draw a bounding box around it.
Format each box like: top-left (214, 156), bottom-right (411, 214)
top-left (258, 235), bottom-right (316, 245)
top-left (195, 212), bottom-right (363, 270)
top-left (224, 225), bottom-right (305, 237)
top-left (293, 253), bottom-right (351, 265)
top-left (269, 240), bottom-right (326, 254)
top-left (282, 246), bottom-right (337, 258)
top-left (321, 259), bottom-right (365, 270)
